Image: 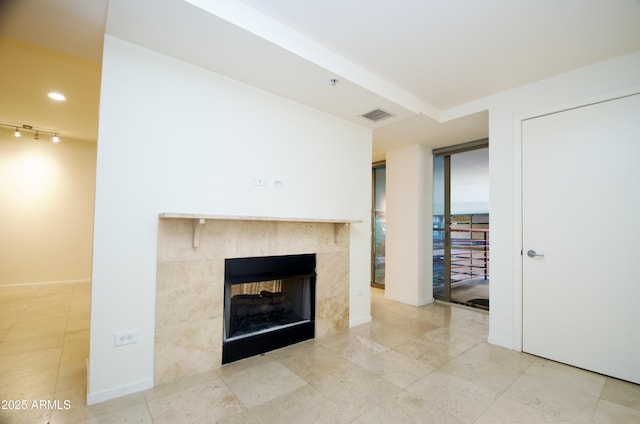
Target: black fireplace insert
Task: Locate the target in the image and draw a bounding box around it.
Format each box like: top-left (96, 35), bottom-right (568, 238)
top-left (222, 253), bottom-right (316, 364)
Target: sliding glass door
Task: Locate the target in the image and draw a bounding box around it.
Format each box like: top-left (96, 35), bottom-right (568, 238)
top-left (372, 162), bottom-right (386, 288)
top-left (432, 141), bottom-right (490, 309)
top-left (433, 154), bottom-right (449, 300)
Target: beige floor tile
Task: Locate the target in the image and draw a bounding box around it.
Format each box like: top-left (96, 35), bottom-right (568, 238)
top-left (0, 285), bottom-right (40, 301)
top-left (67, 313), bottom-right (91, 332)
top-left (357, 390), bottom-right (464, 424)
top-left (0, 365), bottom-right (59, 398)
top-left (459, 342), bottom-right (536, 372)
top-left (591, 399), bottom-right (640, 424)
top-left (524, 358), bottom-right (606, 398)
top-left (0, 347), bottom-right (62, 377)
top-left (63, 329), bottom-right (90, 346)
top-left (319, 331), bottom-right (389, 364)
top-left (272, 340), bottom-right (352, 382)
top-left (0, 304), bottom-right (28, 322)
top-left (503, 372), bottom-right (600, 423)
top-left (5, 317), bottom-right (69, 340)
top-left (147, 377), bottom-right (246, 424)
top-left (312, 364), bottom-right (402, 416)
top-left (355, 348), bottom-right (436, 389)
top-left (350, 321), bottom-right (416, 348)
top-left (463, 308), bottom-right (490, 325)
top-left (392, 327), bottom-right (481, 369)
top-left (56, 361), bottom-right (87, 392)
top-left (84, 392), bottom-right (147, 418)
top-left (0, 284), bottom-right (90, 410)
top-left (144, 369), bottom-right (219, 402)
top-left (60, 342), bottom-right (89, 365)
top-left (422, 325), bottom-right (485, 348)
top-left (439, 344), bottom-right (528, 394)
top-left (220, 360), bottom-right (307, 408)
top-left (600, 377), bottom-right (640, 412)
top-left (392, 337), bottom-right (457, 368)
top-left (80, 403), bottom-right (153, 424)
top-left (49, 387), bottom-right (91, 423)
top-left (216, 410), bottom-right (260, 424)
top-left (386, 317), bottom-right (441, 338)
top-left (0, 326), bottom-right (11, 340)
top-left (447, 316), bottom-right (489, 339)
top-left (382, 299), bottom-right (423, 317)
top-left (475, 395), bottom-right (574, 424)
top-left (0, 404), bottom-right (52, 424)
top-left (405, 303), bottom-right (469, 327)
top-left (369, 306), bottom-right (405, 324)
top-left (406, 371), bottom-right (498, 423)
top-left (0, 332), bottom-right (65, 356)
top-left (248, 384), bottom-right (354, 424)
top-left (440, 359), bottom-right (521, 395)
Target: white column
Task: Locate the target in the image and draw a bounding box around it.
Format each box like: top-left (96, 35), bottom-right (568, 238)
top-left (385, 144), bottom-right (434, 306)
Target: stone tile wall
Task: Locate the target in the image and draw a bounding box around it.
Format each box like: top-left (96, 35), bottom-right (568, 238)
top-left (154, 218), bottom-right (350, 385)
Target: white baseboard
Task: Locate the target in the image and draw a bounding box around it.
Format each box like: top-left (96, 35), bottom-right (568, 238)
top-left (86, 378), bottom-right (154, 406)
top-left (384, 293), bottom-right (434, 306)
top-left (0, 279), bottom-right (91, 288)
top-left (487, 335), bottom-right (515, 350)
top-left (349, 315), bottom-right (372, 328)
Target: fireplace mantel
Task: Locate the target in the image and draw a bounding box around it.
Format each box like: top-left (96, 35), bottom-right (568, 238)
top-left (159, 213), bottom-right (362, 247)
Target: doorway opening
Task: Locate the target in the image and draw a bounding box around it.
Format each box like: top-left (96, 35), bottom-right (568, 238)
top-left (433, 140), bottom-right (489, 309)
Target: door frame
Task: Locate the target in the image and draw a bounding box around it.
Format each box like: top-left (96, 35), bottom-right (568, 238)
top-left (515, 87), bottom-right (640, 352)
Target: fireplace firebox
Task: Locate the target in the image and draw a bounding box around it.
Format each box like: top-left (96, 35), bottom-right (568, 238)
top-left (222, 253), bottom-right (316, 364)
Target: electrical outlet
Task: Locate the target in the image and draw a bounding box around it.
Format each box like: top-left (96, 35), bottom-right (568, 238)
top-left (114, 330), bottom-right (139, 346)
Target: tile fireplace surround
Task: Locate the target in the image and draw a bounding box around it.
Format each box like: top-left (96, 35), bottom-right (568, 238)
top-left (154, 214), bottom-right (356, 386)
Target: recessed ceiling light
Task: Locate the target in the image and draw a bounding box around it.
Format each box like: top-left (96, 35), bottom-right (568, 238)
top-left (48, 92), bottom-right (66, 101)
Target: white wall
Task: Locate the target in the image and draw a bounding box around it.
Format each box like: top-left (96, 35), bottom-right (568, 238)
top-left (89, 36), bottom-right (372, 403)
top-left (0, 133), bottom-right (96, 286)
top-left (480, 50), bottom-right (640, 350)
top-left (385, 144), bottom-right (433, 306)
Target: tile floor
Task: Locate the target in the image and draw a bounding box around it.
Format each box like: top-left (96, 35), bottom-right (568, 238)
top-left (450, 279), bottom-right (489, 309)
top-left (1, 285), bottom-right (639, 423)
top-left (0, 283), bottom-right (90, 424)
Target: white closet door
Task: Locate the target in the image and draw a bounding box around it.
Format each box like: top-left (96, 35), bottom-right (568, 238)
top-left (522, 93), bottom-right (640, 384)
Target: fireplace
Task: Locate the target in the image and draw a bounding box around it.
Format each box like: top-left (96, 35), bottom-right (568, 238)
top-left (155, 216), bottom-right (352, 385)
top-left (223, 253), bottom-right (316, 363)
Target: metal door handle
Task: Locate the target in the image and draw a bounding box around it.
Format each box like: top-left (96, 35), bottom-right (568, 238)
top-left (527, 249), bottom-right (544, 258)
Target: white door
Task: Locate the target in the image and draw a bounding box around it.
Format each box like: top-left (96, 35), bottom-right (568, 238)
top-left (522, 93), bottom-right (640, 384)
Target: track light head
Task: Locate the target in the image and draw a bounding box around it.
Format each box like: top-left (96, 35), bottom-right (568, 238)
top-left (2, 122), bottom-right (61, 143)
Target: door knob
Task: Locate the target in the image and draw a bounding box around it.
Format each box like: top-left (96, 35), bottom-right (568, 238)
top-left (527, 249), bottom-right (544, 258)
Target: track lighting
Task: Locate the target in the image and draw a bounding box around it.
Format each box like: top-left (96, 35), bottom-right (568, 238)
top-left (1, 122), bottom-right (62, 143)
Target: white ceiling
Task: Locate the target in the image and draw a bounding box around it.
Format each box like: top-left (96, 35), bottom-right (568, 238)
top-left (1, 0), bottom-right (639, 155)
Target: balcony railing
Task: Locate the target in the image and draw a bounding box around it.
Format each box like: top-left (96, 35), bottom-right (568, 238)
top-left (433, 228), bottom-right (489, 285)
